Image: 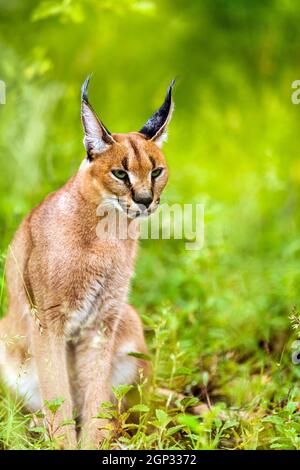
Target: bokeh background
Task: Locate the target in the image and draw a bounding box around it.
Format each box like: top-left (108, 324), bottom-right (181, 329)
top-left (1, 0), bottom-right (300, 449)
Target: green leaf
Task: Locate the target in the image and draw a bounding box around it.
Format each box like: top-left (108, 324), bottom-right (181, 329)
top-left (214, 417), bottom-right (222, 429)
top-left (262, 415), bottom-right (283, 425)
top-left (177, 414), bottom-right (201, 434)
top-left (128, 404), bottom-right (150, 413)
top-left (166, 425), bottom-right (185, 436)
top-left (123, 423), bottom-right (140, 430)
top-left (112, 384), bottom-right (134, 401)
top-left (127, 352), bottom-right (151, 361)
top-left (29, 426), bottom-right (45, 434)
top-left (270, 443), bottom-right (288, 449)
top-left (222, 419), bottom-right (239, 431)
top-left (101, 401), bottom-right (115, 409)
top-left (285, 401), bottom-right (297, 413)
top-left (44, 397), bottom-right (65, 414)
top-left (155, 409), bottom-right (172, 427)
top-left (60, 419), bottom-right (76, 427)
top-left (96, 411), bottom-right (113, 419)
top-left (118, 436), bottom-right (131, 443)
top-left (177, 396), bottom-right (200, 408)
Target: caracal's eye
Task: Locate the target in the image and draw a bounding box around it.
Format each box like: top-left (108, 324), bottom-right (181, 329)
top-left (151, 168), bottom-right (163, 179)
top-left (112, 169), bottom-right (127, 180)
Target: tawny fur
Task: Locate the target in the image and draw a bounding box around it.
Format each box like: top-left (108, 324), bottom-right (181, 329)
top-left (0, 130), bottom-right (170, 449)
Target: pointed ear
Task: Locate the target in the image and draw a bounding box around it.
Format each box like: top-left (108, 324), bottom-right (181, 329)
top-left (139, 79), bottom-right (175, 148)
top-left (81, 75), bottom-right (115, 159)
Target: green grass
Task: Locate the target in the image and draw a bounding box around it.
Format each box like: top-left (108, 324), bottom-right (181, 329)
top-left (1, 203), bottom-right (300, 449)
top-left (1, 0), bottom-right (300, 450)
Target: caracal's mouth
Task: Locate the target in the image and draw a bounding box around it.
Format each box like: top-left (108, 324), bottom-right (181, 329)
top-left (121, 206), bottom-right (158, 219)
top-left (101, 197), bottom-right (160, 219)
top-left (117, 199), bottom-right (160, 220)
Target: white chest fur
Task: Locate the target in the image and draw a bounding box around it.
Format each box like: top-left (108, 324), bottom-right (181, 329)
top-left (64, 279), bottom-right (105, 339)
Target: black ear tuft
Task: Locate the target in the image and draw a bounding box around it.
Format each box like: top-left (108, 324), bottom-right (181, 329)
top-left (139, 79), bottom-right (175, 140)
top-left (81, 74), bottom-right (92, 104)
top-left (81, 74), bottom-right (115, 156)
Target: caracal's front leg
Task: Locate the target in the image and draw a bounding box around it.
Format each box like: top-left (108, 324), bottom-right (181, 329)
top-left (74, 326), bottom-right (115, 449)
top-left (31, 323), bottom-right (77, 449)
top-left (74, 305), bottom-right (149, 449)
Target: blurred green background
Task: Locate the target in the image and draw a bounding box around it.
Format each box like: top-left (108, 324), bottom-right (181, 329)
top-left (1, 0), bottom-right (300, 449)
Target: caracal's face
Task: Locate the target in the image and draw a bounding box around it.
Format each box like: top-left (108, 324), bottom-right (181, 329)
top-left (88, 132), bottom-right (168, 219)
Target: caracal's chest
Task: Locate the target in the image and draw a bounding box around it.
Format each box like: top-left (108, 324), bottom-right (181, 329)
top-left (63, 238), bottom-right (136, 339)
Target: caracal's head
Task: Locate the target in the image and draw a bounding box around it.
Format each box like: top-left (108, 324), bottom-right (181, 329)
top-left (80, 76), bottom-right (175, 218)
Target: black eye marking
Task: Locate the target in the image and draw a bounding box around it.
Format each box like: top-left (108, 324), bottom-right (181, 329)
top-left (149, 156), bottom-right (156, 169)
top-left (121, 157), bottom-right (129, 171)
